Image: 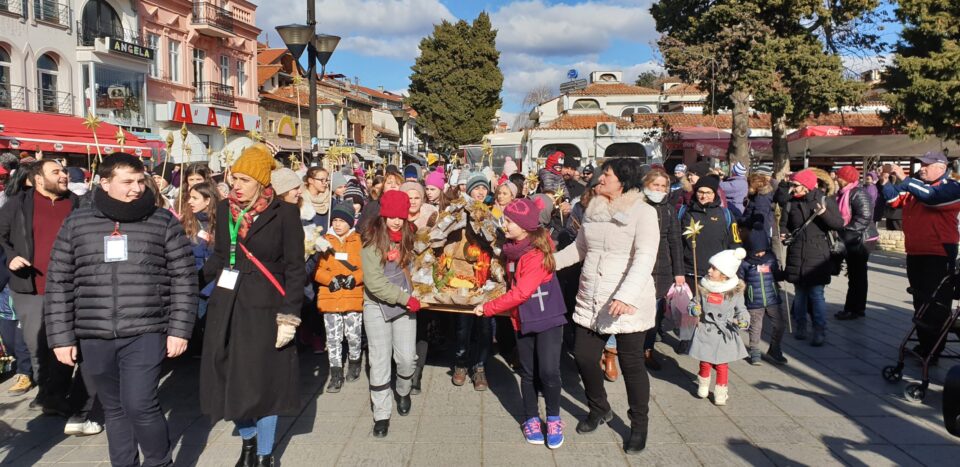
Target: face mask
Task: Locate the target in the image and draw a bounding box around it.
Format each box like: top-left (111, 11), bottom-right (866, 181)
top-left (792, 191), bottom-right (806, 199)
top-left (643, 188), bottom-right (667, 203)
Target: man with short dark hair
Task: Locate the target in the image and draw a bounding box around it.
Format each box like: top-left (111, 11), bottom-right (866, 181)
top-left (560, 157), bottom-right (585, 200)
top-left (0, 159), bottom-right (78, 417)
top-left (45, 153), bottom-right (198, 466)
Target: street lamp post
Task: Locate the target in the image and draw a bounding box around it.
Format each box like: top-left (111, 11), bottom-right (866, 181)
top-left (390, 108), bottom-right (407, 166)
top-left (276, 12), bottom-right (340, 156)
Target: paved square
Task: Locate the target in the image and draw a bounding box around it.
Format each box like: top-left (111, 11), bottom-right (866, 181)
top-left (2, 251), bottom-right (958, 465)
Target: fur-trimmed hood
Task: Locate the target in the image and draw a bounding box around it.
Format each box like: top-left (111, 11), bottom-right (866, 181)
top-left (584, 189), bottom-right (645, 223)
top-left (808, 168), bottom-right (837, 196)
top-left (748, 174), bottom-right (773, 196)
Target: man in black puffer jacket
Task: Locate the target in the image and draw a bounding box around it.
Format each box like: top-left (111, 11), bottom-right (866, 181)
top-left (44, 153), bottom-right (197, 467)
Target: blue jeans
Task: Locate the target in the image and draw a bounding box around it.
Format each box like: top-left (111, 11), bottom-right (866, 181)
top-left (455, 315), bottom-right (491, 369)
top-left (792, 284), bottom-right (826, 330)
top-left (236, 415), bottom-right (278, 456)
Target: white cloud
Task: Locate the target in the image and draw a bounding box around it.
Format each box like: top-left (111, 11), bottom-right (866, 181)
top-left (256, 0), bottom-right (454, 59)
top-left (490, 0), bottom-right (657, 57)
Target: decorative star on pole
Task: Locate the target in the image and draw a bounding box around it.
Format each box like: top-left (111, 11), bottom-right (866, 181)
top-left (83, 112), bottom-right (104, 162)
top-left (247, 129), bottom-right (262, 142)
top-left (683, 219), bottom-right (704, 239)
top-left (115, 129), bottom-right (126, 155)
top-left (219, 125), bottom-right (230, 139)
top-left (683, 218), bottom-right (705, 297)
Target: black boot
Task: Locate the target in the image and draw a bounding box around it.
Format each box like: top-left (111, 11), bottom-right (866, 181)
top-left (575, 410), bottom-right (613, 433)
top-left (397, 393), bottom-right (411, 416)
top-left (623, 429), bottom-right (647, 454)
top-left (255, 454), bottom-right (274, 467)
top-left (410, 373), bottom-right (422, 395)
top-left (326, 367), bottom-right (344, 393)
top-left (346, 359), bottom-right (362, 382)
top-left (373, 419), bottom-right (390, 438)
top-left (235, 436), bottom-right (256, 467)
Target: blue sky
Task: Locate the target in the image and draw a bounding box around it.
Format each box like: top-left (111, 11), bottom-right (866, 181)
top-left (256, 0), bottom-right (899, 123)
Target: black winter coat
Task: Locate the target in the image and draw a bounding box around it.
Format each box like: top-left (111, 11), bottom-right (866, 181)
top-left (680, 200), bottom-right (740, 277)
top-left (839, 186), bottom-right (878, 253)
top-left (780, 189), bottom-right (844, 286)
top-left (648, 197), bottom-right (684, 297)
top-left (200, 199), bottom-right (305, 421)
top-left (43, 198), bottom-right (197, 348)
top-left (0, 189), bottom-right (79, 294)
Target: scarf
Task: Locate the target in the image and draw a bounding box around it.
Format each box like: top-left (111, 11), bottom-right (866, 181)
top-left (502, 237), bottom-right (535, 262)
top-left (838, 182), bottom-right (857, 226)
top-left (303, 187), bottom-right (331, 216)
top-left (386, 228), bottom-right (403, 262)
top-left (700, 275), bottom-right (739, 294)
top-left (228, 187), bottom-right (275, 239)
top-left (95, 187), bottom-right (158, 222)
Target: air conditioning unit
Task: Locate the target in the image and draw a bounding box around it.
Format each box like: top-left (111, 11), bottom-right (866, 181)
top-left (595, 122), bottom-right (616, 137)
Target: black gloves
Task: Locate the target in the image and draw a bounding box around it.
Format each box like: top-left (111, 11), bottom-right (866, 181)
top-left (341, 275), bottom-right (356, 290)
top-left (328, 278), bottom-right (342, 293)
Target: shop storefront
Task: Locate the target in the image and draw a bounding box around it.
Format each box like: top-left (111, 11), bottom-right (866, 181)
top-left (82, 63), bottom-right (149, 131)
top-left (154, 101), bottom-right (261, 171)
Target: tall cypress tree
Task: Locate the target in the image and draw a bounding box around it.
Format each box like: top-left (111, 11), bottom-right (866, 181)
top-left (407, 12), bottom-right (504, 151)
top-left (883, 1), bottom-right (960, 142)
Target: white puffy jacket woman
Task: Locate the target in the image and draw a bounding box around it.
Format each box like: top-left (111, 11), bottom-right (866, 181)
top-left (554, 157), bottom-right (658, 454)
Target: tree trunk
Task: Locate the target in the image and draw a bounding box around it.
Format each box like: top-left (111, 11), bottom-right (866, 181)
top-left (727, 89), bottom-right (751, 166)
top-left (771, 112), bottom-right (790, 180)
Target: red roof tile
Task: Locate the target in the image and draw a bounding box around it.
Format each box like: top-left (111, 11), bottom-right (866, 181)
top-left (257, 48), bottom-right (287, 66)
top-left (570, 82), bottom-right (660, 96)
top-left (536, 113), bottom-right (636, 131)
top-left (630, 112), bottom-right (885, 129)
top-left (358, 85), bottom-right (403, 102)
top-left (664, 83), bottom-right (705, 96)
top-left (258, 65), bottom-right (282, 87)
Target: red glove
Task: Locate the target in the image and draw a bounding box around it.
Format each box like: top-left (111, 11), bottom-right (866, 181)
top-left (406, 297), bottom-right (421, 313)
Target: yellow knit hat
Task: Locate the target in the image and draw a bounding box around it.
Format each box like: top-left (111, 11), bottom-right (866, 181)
top-left (231, 143), bottom-right (275, 186)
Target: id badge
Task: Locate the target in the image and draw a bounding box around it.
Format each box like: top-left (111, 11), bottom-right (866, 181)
top-left (217, 268), bottom-right (239, 290)
top-left (334, 252), bottom-right (349, 261)
top-left (104, 235), bottom-right (128, 263)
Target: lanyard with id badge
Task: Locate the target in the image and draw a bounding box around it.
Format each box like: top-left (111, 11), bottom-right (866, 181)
top-left (104, 222), bottom-right (128, 263)
top-left (218, 207), bottom-right (249, 290)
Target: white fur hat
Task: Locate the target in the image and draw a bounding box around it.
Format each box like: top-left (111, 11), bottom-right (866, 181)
top-left (709, 248), bottom-right (747, 280)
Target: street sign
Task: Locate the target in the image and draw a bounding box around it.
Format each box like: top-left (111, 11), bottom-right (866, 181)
top-left (567, 69), bottom-right (578, 80)
top-left (559, 79), bottom-right (588, 94)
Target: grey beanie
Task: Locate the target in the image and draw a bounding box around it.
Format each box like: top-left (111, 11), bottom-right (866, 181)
top-left (331, 171), bottom-right (348, 192)
top-left (271, 168), bottom-right (302, 195)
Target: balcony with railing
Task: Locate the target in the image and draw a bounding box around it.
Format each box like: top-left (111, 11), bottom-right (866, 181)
top-left (77, 21), bottom-right (144, 47)
top-left (191, 1), bottom-right (234, 38)
top-left (0, 0), bottom-right (27, 18)
top-left (0, 85), bottom-right (27, 110)
top-left (36, 87), bottom-right (73, 114)
top-left (33, 0), bottom-right (70, 28)
top-left (193, 81), bottom-right (234, 108)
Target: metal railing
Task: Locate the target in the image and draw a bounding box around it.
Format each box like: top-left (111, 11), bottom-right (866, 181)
top-left (193, 81), bottom-right (234, 108)
top-left (191, 1), bottom-right (233, 33)
top-left (0, 84), bottom-right (27, 110)
top-left (0, 0), bottom-right (27, 18)
top-left (76, 21), bottom-right (144, 47)
top-left (36, 87), bottom-right (73, 114)
top-left (33, 0), bottom-right (70, 27)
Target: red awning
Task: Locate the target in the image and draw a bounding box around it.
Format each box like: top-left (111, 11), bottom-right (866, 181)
top-left (784, 125), bottom-right (958, 157)
top-left (787, 125), bottom-right (887, 141)
top-left (0, 110), bottom-right (151, 157)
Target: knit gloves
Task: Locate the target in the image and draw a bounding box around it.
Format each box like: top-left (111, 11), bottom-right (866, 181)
top-left (275, 314), bottom-right (302, 348)
top-left (407, 297), bottom-right (421, 313)
top-left (328, 275), bottom-right (357, 292)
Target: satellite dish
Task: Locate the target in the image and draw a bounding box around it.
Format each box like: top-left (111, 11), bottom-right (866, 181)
top-left (567, 69), bottom-right (578, 80)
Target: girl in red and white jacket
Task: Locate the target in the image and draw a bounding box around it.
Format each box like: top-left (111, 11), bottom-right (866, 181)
top-left (474, 198), bottom-right (568, 449)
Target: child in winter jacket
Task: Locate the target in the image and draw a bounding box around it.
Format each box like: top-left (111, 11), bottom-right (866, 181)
top-left (689, 248), bottom-right (750, 406)
top-left (475, 198), bottom-right (567, 449)
top-left (737, 231), bottom-right (788, 365)
top-left (315, 204), bottom-right (364, 393)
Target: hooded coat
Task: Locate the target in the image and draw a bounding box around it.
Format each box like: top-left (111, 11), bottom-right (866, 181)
top-left (554, 189), bottom-right (659, 335)
top-left (199, 198), bottom-right (306, 421)
top-left (688, 281), bottom-right (750, 364)
top-left (778, 169), bottom-right (844, 286)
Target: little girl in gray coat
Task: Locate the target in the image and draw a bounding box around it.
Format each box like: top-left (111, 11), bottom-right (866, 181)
top-left (689, 248), bottom-right (750, 406)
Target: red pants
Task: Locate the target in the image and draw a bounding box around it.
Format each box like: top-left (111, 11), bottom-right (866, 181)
top-left (699, 361), bottom-right (729, 386)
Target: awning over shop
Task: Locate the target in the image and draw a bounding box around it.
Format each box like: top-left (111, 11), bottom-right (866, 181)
top-left (665, 126), bottom-right (771, 158)
top-left (355, 147), bottom-right (382, 163)
top-left (783, 125), bottom-right (959, 158)
top-left (0, 110), bottom-right (151, 157)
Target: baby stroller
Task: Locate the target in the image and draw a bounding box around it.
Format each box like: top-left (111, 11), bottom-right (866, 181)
top-left (882, 274), bottom-right (960, 402)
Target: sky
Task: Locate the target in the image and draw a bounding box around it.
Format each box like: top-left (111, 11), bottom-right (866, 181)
top-left (255, 0), bottom-right (900, 125)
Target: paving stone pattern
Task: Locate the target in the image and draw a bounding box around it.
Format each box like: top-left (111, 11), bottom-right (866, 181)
top-left (1, 251), bottom-right (958, 465)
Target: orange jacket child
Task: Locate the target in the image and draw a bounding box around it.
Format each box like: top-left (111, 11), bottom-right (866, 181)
top-left (315, 230), bottom-right (364, 312)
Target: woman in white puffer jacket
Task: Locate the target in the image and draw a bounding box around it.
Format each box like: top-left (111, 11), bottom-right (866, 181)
top-left (554, 157), bottom-right (659, 454)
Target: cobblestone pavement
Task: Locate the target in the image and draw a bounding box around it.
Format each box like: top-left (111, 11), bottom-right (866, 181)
top-left (2, 251), bottom-right (959, 466)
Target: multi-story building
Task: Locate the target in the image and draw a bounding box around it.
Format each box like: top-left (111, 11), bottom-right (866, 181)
top-left (140, 0), bottom-right (260, 167)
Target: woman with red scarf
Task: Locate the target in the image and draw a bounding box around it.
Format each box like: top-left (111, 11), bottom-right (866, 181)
top-left (199, 144), bottom-right (306, 467)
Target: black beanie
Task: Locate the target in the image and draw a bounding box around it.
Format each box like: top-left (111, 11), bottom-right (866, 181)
top-left (689, 161), bottom-right (711, 178)
top-left (694, 174), bottom-right (721, 194)
top-left (331, 203), bottom-right (356, 228)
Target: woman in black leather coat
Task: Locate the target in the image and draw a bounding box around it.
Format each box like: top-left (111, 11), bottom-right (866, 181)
top-left (834, 166), bottom-right (877, 320)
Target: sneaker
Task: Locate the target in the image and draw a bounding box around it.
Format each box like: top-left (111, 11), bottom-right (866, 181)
top-left (80, 420), bottom-right (103, 436)
top-left (521, 417), bottom-right (544, 445)
top-left (764, 348), bottom-right (788, 365)
top-left (451, 367), bottom-right (468, 386)
top-left (472, 367), bottom-right (488, 391)
top-left (6, 374), bottom-right (33, 395)
top-left (64, 416), bottom-right (86, 435)
top-left (811, 329), bottom-right (825, 347)
top-left (748, 350), bottom-right (762, 366)
top-left (545, 416), bottom-right (564, 449)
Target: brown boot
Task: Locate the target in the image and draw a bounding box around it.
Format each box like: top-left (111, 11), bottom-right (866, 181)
top-left (472, 367), bottom-right (488, 391)
top-left (602, 348), bottom-right (619, 382)
top-left (644, 349), bottom-right (662, 371)
top-left (452, 367), bottom-right (468, 386)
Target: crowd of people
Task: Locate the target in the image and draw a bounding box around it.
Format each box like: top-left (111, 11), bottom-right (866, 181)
top-left (0, 146), bottom-right (957, 466)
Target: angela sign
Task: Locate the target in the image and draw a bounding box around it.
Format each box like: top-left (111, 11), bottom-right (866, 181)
top-left (109, 38), bottom-right (155, 61)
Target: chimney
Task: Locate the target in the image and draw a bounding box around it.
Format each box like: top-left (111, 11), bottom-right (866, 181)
top-left (378, 85), bottom-right (384, 92)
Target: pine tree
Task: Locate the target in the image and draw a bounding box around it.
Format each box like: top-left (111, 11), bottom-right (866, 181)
top-left (883, 1), bottom-right (960, 142)
top-left (407, 12), bottom-right (504, 151)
